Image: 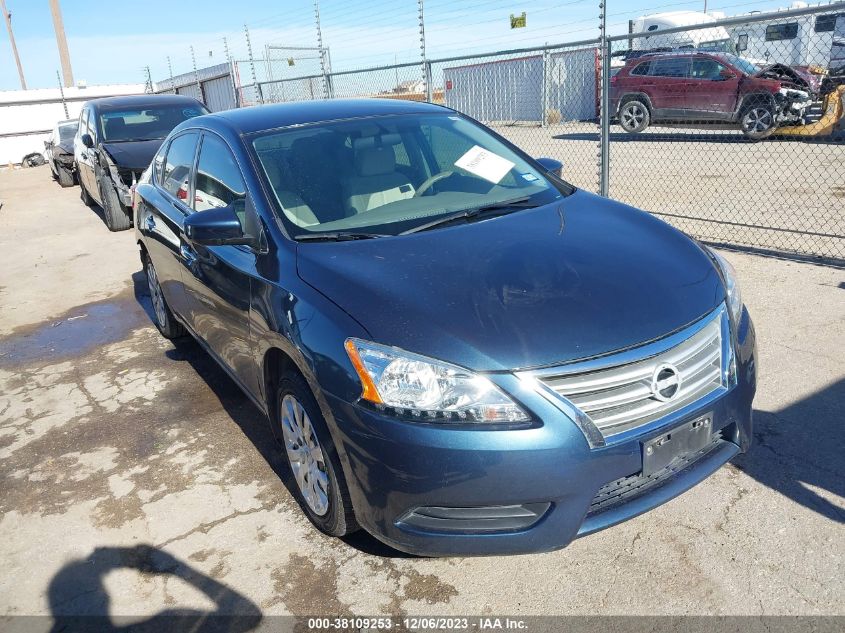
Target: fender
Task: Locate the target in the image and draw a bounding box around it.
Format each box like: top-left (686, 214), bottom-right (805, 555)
top-left (616, 92), bottom-right (654, 115)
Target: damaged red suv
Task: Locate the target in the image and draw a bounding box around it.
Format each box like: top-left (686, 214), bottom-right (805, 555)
top-left (610, 51), bottom-right (821, 139)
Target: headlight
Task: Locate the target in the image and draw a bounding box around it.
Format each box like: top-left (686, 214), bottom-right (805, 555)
top-left (709, 248), bottom-right (742, 325)
top-left (344, 338), bottom-right (530, 423)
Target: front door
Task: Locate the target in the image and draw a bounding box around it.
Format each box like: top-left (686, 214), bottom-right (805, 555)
top-left (141, 131), bottom-right (200, 320)
top-left (684, 57), bottom-right (740, 118)
top-left (179, 132), bottom-right (258, 394)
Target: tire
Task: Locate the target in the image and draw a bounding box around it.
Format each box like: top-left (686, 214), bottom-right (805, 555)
top-left (143, 252), bottom-right (186, 339)
top-left (275, 372), bottom-right (358, 537)
top-left (98, 174), bottom-right (131, 231)
top-left (619, 98), bottom-right (650, 133)
top-left (57, 166), bottom-right (75, 188)
top-left (740, 102), bottom-right (776, 141)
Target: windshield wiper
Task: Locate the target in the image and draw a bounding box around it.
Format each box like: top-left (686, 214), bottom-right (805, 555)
top-left (401, 196), bottom-right (537, 235)
top-left (295, 231), bottom-right (389, 242)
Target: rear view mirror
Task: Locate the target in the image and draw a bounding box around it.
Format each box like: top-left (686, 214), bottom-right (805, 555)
top-left (81, 133), bottom-right (93, 148)
top-left (184, 205), bottom-right (253, 247)
top-left (535, 157), bottom-right (564, 179)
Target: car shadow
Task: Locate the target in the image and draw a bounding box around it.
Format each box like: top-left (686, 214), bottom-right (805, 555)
top-left (732, 378), bottom-right (845, 524)
top-left (131, 271), bottom-right (415, 559)
top-left (48, 544), bottom-right (262, 632)
top-left (553, 129), bottom-right (845, 144)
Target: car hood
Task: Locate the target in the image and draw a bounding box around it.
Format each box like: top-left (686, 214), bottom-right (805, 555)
top-left (100, 139), bottom-right (164, 171)
top-left (296, 190), bottom-right (725, 372)
top-left (754, 63), bottom-right (822, 93)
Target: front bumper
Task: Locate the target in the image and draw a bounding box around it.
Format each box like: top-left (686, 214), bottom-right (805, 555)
top-left (327, 309), bottom-right (756, 557)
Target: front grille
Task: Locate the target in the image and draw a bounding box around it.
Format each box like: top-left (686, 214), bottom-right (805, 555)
top-left (534, 309), bottom-right (726, 439)
top-left (587, 437), bottom-right (725, 516)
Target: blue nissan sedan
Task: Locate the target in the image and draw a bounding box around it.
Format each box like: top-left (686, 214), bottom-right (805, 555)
top-left (134, 99), bottom-right (756, 556)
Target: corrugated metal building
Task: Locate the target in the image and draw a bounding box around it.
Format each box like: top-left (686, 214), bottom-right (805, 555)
top-left (0, 83), bottom-right (144, 165)
top-left (154, 62), bottom-right (238, 112)
top-left (443, 48), bottom-right (599, 124)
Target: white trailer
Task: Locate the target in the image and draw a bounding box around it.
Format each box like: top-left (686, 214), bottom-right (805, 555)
top-left (729, 7), bottom-right (845, 68)
top-left (629, 11), bottom-right (735, 53)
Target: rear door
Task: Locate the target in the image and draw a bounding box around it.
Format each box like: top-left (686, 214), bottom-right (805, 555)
top-left (139, 131), bottom-right (200, 320)
top-left (647, 57), bottom-right (691, 116)
top-left (179, 131), bottom-right (258, 392)
top-left (684, 57), bottom-right (740, 118)
top-left (75, 108), bottom-right (95, 195)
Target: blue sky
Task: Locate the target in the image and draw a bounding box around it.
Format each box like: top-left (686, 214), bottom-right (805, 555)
top-left (0, 0), bottom-right (790, 90)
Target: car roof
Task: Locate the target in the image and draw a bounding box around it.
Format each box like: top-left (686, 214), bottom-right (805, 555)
top-left (628, 50), bottom-right (730, 64)
top-left (201, 98), bottom-right (451, 135)
top-left (85, 93), bottom-right (203, 111)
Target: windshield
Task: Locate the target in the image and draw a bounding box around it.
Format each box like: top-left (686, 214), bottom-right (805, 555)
top-left (723, 54), bottom-right (759, 75)
top-left (699, 38), bottom-right (736, 55)
top-left (58, 122), bottom-right (77, 142)
top-left (99, 104), bottom-right (207, 142)
top-left (252, 113), bottom-right (571, 237)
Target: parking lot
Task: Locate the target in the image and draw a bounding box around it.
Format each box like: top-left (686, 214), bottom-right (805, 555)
top-left (0, 165), bottom-right (843, 622)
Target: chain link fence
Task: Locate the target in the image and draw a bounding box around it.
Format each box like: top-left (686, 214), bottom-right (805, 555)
top-left (153, 2), bottom-right (845, 263)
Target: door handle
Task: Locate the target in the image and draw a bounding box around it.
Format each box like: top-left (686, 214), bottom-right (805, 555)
top-left (180, 243), bottom-right (198, 267)
top-left (145, 215), bottom-right (155, 232)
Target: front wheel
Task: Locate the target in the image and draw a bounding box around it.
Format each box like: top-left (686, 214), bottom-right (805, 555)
top-left (740, 104), bottom-right (776, 140)
top-left (57, 165), bottom-right (75, 188)
top-left (143, 253), bottom-right (186, 339)
top-left (99, 175), bottom-right (131, 231)
top-left (618, 99), bottom-right (650, 133)
top-left (276, 373), bottom-right (357, 537)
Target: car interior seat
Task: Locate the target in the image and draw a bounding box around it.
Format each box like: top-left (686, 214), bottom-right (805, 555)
top-left (104, 117), bottom-right (127, 141)
top-left (343, 136), bottom-right (415, 216)
top-left (260, 157), bottom-right (320, 228)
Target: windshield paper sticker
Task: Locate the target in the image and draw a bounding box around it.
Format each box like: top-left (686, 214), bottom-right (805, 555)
top-left (455, 145), bottom-right (515, 184)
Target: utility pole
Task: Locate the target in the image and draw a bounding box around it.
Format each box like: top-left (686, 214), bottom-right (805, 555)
top-left (314, 0), bottom-right (331, 99)
top-left (1, 0), bottom-right (26, 89)
top-left (49, 0), bottom-right (74, 87)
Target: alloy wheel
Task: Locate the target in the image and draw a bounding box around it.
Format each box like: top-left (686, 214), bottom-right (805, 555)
top-left (742, 107), bottom-right (773, 133)
top-left (280, 394), bottom-right (330, 516)
top-left (146, 259), bottom-right (168, 327)
top-left (621, 104), bottom-right (645, 130)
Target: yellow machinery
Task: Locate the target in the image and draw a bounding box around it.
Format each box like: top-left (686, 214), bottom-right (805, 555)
top-left (777, 84), bottom-right (845, 137)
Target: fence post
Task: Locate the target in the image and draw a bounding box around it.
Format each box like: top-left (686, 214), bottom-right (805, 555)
top-left (599, 3), bottom-right (610, 197)
top-left (223, 37), bottom-right (240, 108)
top-left (57, 70), bottom-right (69, 118)
top-left (419, 0), bottom-right (429, 100)
top-left (541, 48), bottom-right (550, 128)
top-left (244, 24), bottom-right (263, 105)
top-left (314, 0), bottom-right (331, 99)
top-left (166, 56), bottom-right (174, 92)
top-left (190, 45), bottom-right (203, 104)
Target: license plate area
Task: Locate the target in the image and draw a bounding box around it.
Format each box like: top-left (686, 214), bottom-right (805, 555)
top-left (642, 413), bottom-right (713, 477)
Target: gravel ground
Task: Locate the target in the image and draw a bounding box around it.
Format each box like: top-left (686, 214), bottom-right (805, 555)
top-left (0, 166), bottom-right (843, 626)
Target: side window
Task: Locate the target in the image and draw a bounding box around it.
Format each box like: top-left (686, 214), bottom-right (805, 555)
top-left (650, 58), bottom-right (691, 78)
top-left (631, 61), bottom-right (651, 76)
top-left (690, 59), bottom-right (726, 80)
top-left (79, 109), bottom-right (89, 138)
top-left (765, 23), bottom-right (799, 41)
top-left (815, 14), bottom-right (839, 33)
top-left (152, 143), bottom-right (167, 184)
top-left (161, 132), bottom-right (199, 202)
top-left (194, 134), bottom-right (247, 227)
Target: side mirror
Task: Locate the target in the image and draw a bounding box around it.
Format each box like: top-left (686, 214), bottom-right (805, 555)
top-left (81, 133), bottom-right (94, 148)
top-left (184, 203), bottom-right (254, 247)
top-left (535, 157), bottom-right (564, 179)
top-left (43, 141), bottom-right (51, 149)
top-left (719, 69), bottom-right (737, 81)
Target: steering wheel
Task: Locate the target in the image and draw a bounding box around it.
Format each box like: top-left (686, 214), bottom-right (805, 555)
top-left (414, 170), bottom-right (454, 197)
